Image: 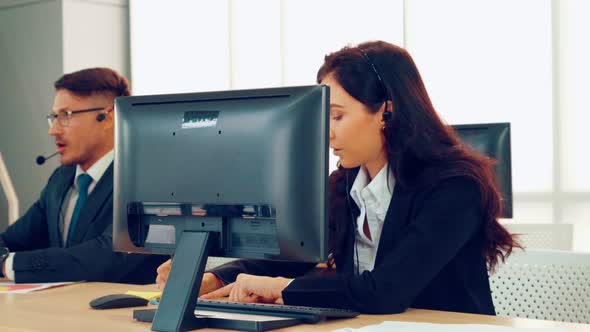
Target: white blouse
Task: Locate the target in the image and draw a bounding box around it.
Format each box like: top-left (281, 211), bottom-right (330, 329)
top-left (349, 163), bottom-right (395, 273)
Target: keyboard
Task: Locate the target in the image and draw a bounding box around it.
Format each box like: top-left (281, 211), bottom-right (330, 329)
top-left (196, 299), bottom-right (360, 323)
top-left (133, 300), bottom-right (359, 326)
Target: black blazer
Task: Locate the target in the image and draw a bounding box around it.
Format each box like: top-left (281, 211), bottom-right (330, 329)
top-left (211, 176), bottom-right (496, 315)
top-left (0, 164), bottom-right (166, 284)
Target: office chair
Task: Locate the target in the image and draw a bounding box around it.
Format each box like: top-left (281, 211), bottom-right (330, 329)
top-left (489, 249), bottom-right (590, 323)
top-left (503, 223), bottom-right (573, 251)
top-left (205, 257), bottom-right (237, 271)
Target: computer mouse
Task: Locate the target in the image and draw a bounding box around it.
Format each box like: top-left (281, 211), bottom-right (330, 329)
top-left (89, 293), bottom-right (149, 310)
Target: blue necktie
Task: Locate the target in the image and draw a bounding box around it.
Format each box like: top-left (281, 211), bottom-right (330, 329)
top-left (67, 173), bottom-right (92, 246)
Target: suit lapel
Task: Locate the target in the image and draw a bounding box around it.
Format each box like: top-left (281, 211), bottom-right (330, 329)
top-left (50, 167), bottom-right (75, 247)
top-left (66, 163), bottom-right (113, 246)
top-left (337, 185), bottom-right (415, 274)
top-left (375, 184), bottom-right (414, 265)
top-left (339, 218), bottom-right (356, 275)
top-left (335, 195), bottom-right (361, 275)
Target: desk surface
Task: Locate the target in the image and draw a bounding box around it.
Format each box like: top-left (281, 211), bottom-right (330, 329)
top-left (1, 282), bottom-right (589, 332)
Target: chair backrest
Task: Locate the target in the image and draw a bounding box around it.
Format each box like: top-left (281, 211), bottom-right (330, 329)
top-left (205, 257), bottom-right (236, 271)
top-left (504, 223), bottom-right (573, 250)
top-left (489, 249), bottom-right (590, 323)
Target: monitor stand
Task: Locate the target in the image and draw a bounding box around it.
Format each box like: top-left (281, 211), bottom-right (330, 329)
top-left (150, 230), bottom-right (211, 332)
top-left (134, 230), bottom-right (303, 332)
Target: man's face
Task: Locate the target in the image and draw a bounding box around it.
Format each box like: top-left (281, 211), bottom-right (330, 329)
top-left (48, 89), bottom-right (114, 171)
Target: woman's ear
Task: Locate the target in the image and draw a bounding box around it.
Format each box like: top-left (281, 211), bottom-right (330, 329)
top-left (379, 101), bottom-right (394, 125)
top-left (386, 100), bottom-right (394, 113)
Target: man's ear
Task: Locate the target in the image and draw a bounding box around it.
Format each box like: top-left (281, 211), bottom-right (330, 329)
top-left (102, 107), bottom-right (115, 129)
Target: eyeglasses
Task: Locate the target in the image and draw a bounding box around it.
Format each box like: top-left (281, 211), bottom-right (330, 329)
top-left (46, 107), bottom-right (109, 128)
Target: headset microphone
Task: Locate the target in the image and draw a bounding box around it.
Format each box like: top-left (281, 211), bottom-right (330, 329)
top-left (36, 152), bottom-right (58, 165)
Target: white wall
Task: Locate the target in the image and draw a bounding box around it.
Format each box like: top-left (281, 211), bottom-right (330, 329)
top-left (130, 1), bottom-right (231, 94)
top-left (0, 0), bottom-right (64, 230)
top-left (555, 0), bottom-right (590, 251)
top-left (130, 0), bottom-right (405, 94)
top-left (404, 0), bottom-right (555, 224)
top-left (63, 0), bottom-right (130, 77)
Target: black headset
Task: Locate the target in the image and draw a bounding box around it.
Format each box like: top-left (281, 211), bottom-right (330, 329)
top-left (96, 108), bottom-right (112, 122)
top-left (342, 49), bottom-right (393, 276)
top-left (382, 108), bottom-right (392, 122)
top-left (359, 48), bottom-right (392, 124)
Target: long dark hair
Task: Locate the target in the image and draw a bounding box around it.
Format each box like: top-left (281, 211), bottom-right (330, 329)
top-left (318, 41), bottom-right (520, 271)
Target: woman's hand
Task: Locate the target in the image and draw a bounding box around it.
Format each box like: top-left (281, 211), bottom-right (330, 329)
top-left (200, 273), bottom-right (293, 304)
top-left (156, 259), bottom-right (224, 295)
top-left (156, 259), bottom-right (172, 290)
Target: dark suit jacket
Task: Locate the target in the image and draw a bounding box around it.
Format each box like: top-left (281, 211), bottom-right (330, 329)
top-left (211, 176), bottom-right (496, 315)
top-left (0, 164), bottom-right (166, 283)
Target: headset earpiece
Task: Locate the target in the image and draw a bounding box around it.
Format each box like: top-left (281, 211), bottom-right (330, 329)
top-left (96, 108), bottom-right (112, 122)
top-left (382, 110), bottom-right (392, 122)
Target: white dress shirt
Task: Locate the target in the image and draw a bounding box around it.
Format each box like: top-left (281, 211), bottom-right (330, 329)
top-left (349, 163), bottom-right (395, 274)
top-left (61, 150), bottom-right (114, 243)
top-left (3, 150), bottom-right (114, 281)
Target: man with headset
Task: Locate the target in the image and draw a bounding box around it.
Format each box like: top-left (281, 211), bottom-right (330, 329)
top-left (0, 67), bottom-right (165, 283)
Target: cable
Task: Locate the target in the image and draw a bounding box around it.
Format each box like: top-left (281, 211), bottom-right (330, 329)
top-left (345, 170), bottom-right (360, 276)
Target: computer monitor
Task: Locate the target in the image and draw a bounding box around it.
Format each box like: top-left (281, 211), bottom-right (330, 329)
top-left (113, 85), bottom-right (329, 331)
top-left (451, 123), bottom-right (513, 218)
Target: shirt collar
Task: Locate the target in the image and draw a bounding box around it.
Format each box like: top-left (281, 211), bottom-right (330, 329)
top-left (350, 165), bottom-right (369, 208)
top-left (350, 163), bottom-right (395, 213)
top-left (367, 163), bottom-right (395, 212)
top-left (74, 150), bottom-right (114, 188)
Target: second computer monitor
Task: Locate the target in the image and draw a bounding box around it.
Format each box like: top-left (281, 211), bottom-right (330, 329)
top-left (452, 122), bottom-right (513, 218)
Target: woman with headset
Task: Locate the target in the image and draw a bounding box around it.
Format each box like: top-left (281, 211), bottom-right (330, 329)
top-left (156, 40), bottom-right (520, 315)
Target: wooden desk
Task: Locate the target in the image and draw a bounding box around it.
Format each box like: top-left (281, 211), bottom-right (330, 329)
top-left (1, 282), bottom-right (589, 332)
